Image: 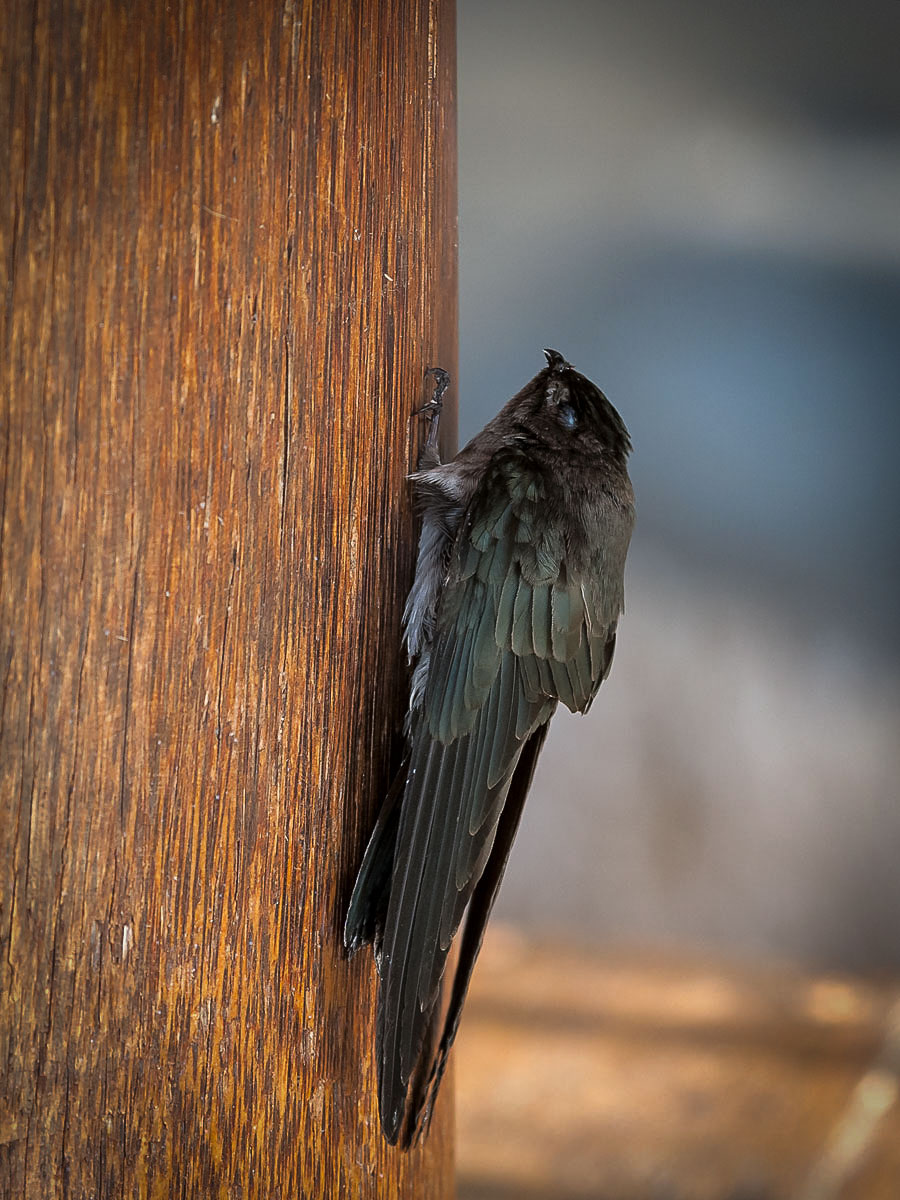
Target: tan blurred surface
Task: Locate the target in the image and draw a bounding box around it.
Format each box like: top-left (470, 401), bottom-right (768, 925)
top-left (455, 926), bottom-right (900, 1200)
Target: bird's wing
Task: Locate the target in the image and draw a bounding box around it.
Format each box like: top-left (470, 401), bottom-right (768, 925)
top-left (408, 715), bottom-right (550, 1141)
top-left (375, 449), bottom-right (620, 1143)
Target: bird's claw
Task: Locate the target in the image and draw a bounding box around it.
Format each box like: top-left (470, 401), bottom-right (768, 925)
top-left (415, 366), bottom-right (450, 467)
top-left (416, 367), bottom-right (450, 416)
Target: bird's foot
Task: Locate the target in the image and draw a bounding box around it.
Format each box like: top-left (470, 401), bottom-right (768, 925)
top-left (414, 367), bottom-right (450, 468)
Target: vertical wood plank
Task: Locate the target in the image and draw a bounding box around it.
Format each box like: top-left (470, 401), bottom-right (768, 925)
top-left (0, 0), bottom-right (458, 1194)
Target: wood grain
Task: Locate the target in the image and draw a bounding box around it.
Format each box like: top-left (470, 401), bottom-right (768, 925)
top-left (0, 0), bottom-right (457, 1195)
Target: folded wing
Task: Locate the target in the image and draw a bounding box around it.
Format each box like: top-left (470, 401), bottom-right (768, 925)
top-left (375, 448), bottom-right (621, 1143)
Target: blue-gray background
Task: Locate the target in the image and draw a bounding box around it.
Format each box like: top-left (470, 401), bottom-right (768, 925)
top-left (456, 0), bottom-right (900, 970)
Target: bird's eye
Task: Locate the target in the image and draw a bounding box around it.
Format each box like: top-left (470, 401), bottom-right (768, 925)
top-left (559, 403), bottom-right (578, 429)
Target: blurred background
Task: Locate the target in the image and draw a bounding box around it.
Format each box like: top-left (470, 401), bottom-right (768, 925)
top-left (452, 2), bottom-right (900, 1196)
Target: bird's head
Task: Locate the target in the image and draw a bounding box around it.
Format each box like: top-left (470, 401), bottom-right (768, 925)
top-left (518, 348), bottom-right (632, 461)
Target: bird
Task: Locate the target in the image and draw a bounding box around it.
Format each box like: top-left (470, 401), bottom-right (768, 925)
top-left (344, 349), bottom-right (635, 1146)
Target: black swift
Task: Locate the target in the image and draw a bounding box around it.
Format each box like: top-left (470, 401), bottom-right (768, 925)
top-left (345, 350), bottom-right (635, 1145)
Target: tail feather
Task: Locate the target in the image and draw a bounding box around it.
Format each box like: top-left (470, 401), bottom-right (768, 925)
top-left (344, 764), bottom-right (406, 959)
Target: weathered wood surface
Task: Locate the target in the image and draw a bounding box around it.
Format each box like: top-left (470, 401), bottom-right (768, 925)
top-left (0, 0), bottom-right (457, 1195)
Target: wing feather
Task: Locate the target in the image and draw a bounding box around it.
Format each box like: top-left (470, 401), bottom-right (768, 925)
top-left (487, 651), bottom-right (520, 790)
top-left (550, 584), bottom-right (570, 660)
top-left (401, 736), bottom-right (469, 1069)
top-left (511, 573), bottom-right (534, 655)
top-left (532, 580), bottom-right (552, 658)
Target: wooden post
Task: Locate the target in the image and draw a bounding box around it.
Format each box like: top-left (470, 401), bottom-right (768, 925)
top-left (0, 0), bottom-right (457, 1195)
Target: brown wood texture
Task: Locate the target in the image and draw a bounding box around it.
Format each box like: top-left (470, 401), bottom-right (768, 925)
top-left (1, 1), bottom-right (457, 1196)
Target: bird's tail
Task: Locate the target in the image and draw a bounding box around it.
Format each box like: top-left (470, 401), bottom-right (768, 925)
top-left (344, 762), bottom-right (406, 960)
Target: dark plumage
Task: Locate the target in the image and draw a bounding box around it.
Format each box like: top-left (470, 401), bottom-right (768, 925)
top-left (345, 350), bottom-right (635, 1145)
